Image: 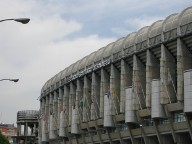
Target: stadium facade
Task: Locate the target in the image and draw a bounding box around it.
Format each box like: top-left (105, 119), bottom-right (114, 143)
top-left (39, 7), bottom-right (192, 144)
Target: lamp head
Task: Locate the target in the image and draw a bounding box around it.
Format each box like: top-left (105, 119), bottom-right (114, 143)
top-left (14, 18), bottom-right (30, 24)
top-left (10, 79), bottom-right (19, 82)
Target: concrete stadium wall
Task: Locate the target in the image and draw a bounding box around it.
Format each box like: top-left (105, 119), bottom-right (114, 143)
top-left (39, 7), bottom-right (192, 144)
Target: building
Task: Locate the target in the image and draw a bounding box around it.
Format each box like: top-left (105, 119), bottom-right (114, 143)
top-left (0, 123), bottom-right (17, 143)
top-left (39, 7), bottom-right (192, 144)
top-left (12, 110), bottom-right (39, 144)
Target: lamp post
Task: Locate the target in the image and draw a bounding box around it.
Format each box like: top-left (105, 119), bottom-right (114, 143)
top-left (0, 18), bottom-right (30, 24)
top-left (0, 79), bottom-right (19, 82)
top-left (140, 124), bottom-right (143, 144)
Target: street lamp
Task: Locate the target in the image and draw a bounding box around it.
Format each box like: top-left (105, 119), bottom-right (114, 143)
top-left (0, 18), bottom-right (29, 82)
top-left (0, 79), bottom-right (19, 82)
top-left (0, 18), bottom-right (30, 24)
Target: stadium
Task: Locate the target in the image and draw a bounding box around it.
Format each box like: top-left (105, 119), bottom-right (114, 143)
top-left (39, 7), bottom-right (192, 144)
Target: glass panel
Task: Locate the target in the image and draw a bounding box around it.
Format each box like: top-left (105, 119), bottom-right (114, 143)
top-left (174, 112), bottom-right (186, 123)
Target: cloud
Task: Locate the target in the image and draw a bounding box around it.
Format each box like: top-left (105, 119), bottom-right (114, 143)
top-left (125, 16), bottom-right (163, 30)
top-left (0, 16), bottom-right (82, 70)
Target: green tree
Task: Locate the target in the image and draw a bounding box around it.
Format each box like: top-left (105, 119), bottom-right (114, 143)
top-left (0, 131), bottom-right (9, 144)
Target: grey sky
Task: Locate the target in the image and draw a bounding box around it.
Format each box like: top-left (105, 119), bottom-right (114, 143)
top-left (0, 0), bottom-right (191, 125)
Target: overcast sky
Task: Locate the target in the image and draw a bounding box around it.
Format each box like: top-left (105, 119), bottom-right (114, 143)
top-left (0, 0), bottom-right (191, 125)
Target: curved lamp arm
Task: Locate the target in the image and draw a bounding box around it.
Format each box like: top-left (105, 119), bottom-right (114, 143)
top-left (0, 18), bottom-right (30, 24)
top-left (0, 79), bottom-right (19, 82)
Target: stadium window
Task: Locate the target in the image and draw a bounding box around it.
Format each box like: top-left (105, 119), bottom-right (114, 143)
top-left (173, 112), bottom-right (186, 123)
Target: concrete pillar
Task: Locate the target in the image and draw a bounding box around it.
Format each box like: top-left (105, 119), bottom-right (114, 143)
top-left (58, 88), bottom-right (63, 132)
top-left (40, 99), bottom-right (43, 116)
top-left (63, 85), bottom-right (69, 129)
top-left (83, 76), bottom-right (91, 122)
top-left (160, 44), bottom-right (176, 104)
top-left (53, 91), bottom-right (58, 130)
top-left (177, 38), bottom-right (192, 101)
top-left (59, 85), bottom-right (69, 137)
top-left (133, 55), bottom-right (146, 110)
top-left (49, 93), bottom-right (53, 130)
top-left (91, 72), bottom-right (100, 120)
top-left (59, 111), bottom-right (65, 138)
top-left (76, 79), bottom-right (83, 123)
top-left (151, 80), bottom-right (165, 118)
top-left (146, 50), bottom-right (160, 107)
top-left (49, 114), bottom-right (56, 139)
top-left (125, 87), bottom-right (137, 123)
top-left (71, 80), bottom-right (80, 134)
top-left (69, 82), bottom-right (76, 126)
top-left (104, 92), bottom-right (114, 127)
top-left (42, 96), bottom-right (49, 141)
top-left (39, 98), bottom-right (45, 140)
top-left (45, 96), bottom-right (49, 133)
top-left (39, 101), bottom-right (42, 139)
top-left (41, 120), bottom-right (48, 142)
top-left (57, 88), bottom-right (63, 136)
top-left (110, 64), bottom-right (120, 115)
top-left (100, 68), bottom-right (110, 117)
top-left (120, 59), bottom-right (132, 113)
top-left (49, 92), bottom-right (57, 139)
top-left (24, 122), bottom-right (28, 136)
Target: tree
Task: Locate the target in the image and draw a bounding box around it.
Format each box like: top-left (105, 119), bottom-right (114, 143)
top-left (0, 131), bottom-right (9, 144)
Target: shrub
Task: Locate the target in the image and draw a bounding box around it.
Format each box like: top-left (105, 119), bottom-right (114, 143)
top-left (0, 131), bottom-right (9, 144)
